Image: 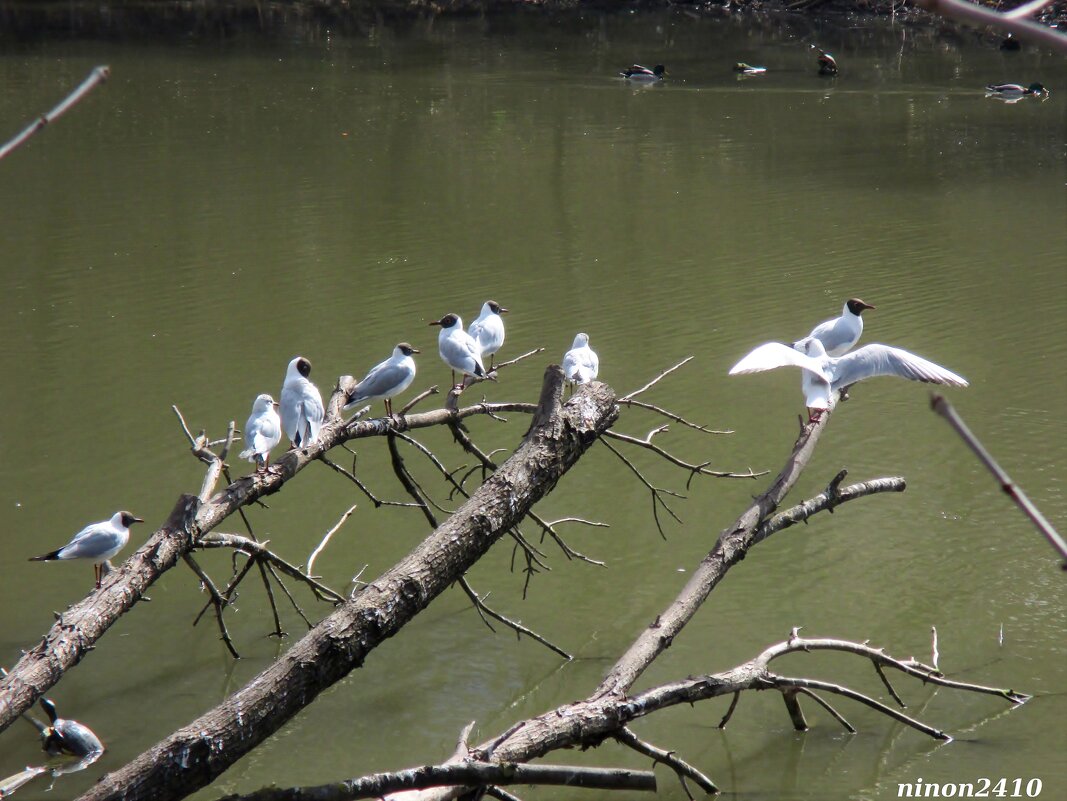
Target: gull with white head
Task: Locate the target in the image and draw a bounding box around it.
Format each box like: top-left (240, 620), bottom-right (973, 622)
top-left (563, 333), bottom-right (599, 385)
top-left (240, 393), bottom-right (281, 473)
top-left (468, 300), bottom-right (508, 369)
top-left (729, 337), bottom-right (967, 420)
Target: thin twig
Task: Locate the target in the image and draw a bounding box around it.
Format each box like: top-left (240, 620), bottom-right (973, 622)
top-left (184, 554), bottom-right (240, 659)
top-left (600, 437), bottom-right (683, 539)
top-left (620, 356), bottom-right (694, 402)
top-left (0, 65), bottom-right (111, 161)
top-left (307, 505), bottom-right (358, 578)
top-left (198, 533), bottom-right (345, 604)
top-left (604, 429), bottom-right (766, 482)
top-left (457, 577), bottom-right (571, 660)
top-left (614, 726), bottom-right (718, 796)
top-left (795, 687), bottom-right (856, 733)
top-left (618, 398), bottom-right (733, 435)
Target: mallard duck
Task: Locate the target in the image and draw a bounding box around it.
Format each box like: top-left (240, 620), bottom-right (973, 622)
top-left (812, 46), bottom-right (838, 75)
top-left (734, 62), bottom-right (767, 75)
top-left (620, 64), bottom-right (666, 81)
top-left (985, 82), bottom-right (1048, 97)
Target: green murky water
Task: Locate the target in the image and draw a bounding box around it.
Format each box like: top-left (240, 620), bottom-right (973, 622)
top-left (1, 10), bottom-right (1065, 800)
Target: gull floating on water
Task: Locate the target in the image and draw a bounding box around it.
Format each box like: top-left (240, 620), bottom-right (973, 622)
top-left (468, 300), bottom-right (508, 369)
top-left (345, 342), bottom-right (419, 416)
top-left (729, 337), bottom-right (968, 419)
top-left (805, 297), bottom-right (876, 357)
top-left (30, 511), bottom-right (144, 588)
top-left (563, 333), bottom-right (599, 385)
top-left (430, 314), bottom-right (486, 389)
top-left (280, 356), bottom-right (324, 448)
top-left (240, 393), bottom-right (281, 473)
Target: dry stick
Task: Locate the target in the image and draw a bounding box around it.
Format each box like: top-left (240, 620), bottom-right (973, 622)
top-left (873, 663), bottom-right (907, 708)
top-left (618, 398), bottom-right (733, 435)
top-left (914, 0), bottom-right (1067, 53)
top-left (306, 505), bottom-right (358, 578)
top-left (198, 534), bottom-right (344, 604)
top-left (599, 437), bottom-right (683, 539)
top-left (718, 692), bottom-right (741, 728)
top-left (931, 394), bottom-right (1067, 567)
top-left (215, 762), bottom-right (656, 801)
top-left (69, 370), bottom-right (616, 801)
top-left (614, 725), bottom-right (718, 796)
top-left (794, 687), bottom-right (856, 733)
top-left (456, 579), bottom-right (571, 660)
top-left (445, 416), bottom-right (604, 566)
top-left (183, 554), bottom-right (240, 659)
top-left (483, 788), bottom-right (523, 801)
top-left (619, 356), bottom-right (694, 402)
top-left (386, 432), bottom-right (568, 659)
top-left (0, 65), bottom-right (111, 161)
top-left (604, 429), bottom-right (766, 482)
top-left (1002, 0), bottom-right (1055, 20)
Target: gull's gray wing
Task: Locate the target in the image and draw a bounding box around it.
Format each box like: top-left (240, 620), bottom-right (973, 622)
top-left (352, 362), bottom-right (412, 402)
top-left (831, 344), bottom-right (968, 390)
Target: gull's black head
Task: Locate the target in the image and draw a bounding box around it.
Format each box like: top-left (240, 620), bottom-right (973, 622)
top-left (487, 300), bottom-right (508, 314)
top-left (397, 342), bottom-right (419, 356)
top-left (430, 314), bottom-right (459, 328)
top-left (296, 357), bottom-right (312, 378)
top-left (846, 298), bottom-right (875, 315)
top-left (120, 511), bottom-right (144, 528)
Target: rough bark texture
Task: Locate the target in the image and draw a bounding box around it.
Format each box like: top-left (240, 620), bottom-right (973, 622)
top-left (74, 366), bottom-right (618, 801)
top-left (0, 374), bottom-right (533, 734)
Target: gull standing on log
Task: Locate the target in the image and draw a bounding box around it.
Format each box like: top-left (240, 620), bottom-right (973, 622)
top-left (280, 356), bottom-right (324, 449)
top-left (563, 333), bottom-right (599, 385)
top-left (430, 314), bottom-right (486, 389)
top-left (729, 337), bottom-right (967, 420)
top-left (805, 298), bottom-right (875, 356)
top-left (240, 393), bottom-right (282, 473)
top-left (468, 300), bottom-right (508, 369)
top-left (30, 511), bottom-right (144, 588)
top-left (344, 342), bottom-right (419, 417)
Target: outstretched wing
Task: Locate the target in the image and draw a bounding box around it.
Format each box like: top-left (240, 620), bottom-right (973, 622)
top-left (831, 344), bottom-right (968, 390)
top-left (729, 342), bottom-right (830, 382)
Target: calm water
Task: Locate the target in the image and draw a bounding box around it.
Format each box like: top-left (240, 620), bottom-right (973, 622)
top-left (1, 10), bottom-right (1065, 800)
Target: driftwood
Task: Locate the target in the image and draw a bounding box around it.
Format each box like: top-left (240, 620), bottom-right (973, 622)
top-left (73, 365), bottom-right (618, 801)
top-left (0, 364), bottom-right (568, 733)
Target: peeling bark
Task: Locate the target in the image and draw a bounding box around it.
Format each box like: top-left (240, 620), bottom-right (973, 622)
top-left (74, 366), bottom-right (618, 801)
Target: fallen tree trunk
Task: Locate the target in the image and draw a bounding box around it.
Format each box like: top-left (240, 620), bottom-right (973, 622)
top-left (0, 372), bottom-right (536, 733)
top-left (74, 365), bottom-right (618, 801)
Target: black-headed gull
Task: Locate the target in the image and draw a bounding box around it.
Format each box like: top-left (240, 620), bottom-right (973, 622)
top-left (805, 298), bottom-right (875, 357)
top-left (729, 337), bottom-right (967, 420)
top-left (345, 342), bottom-right (419, 417)
top-left (468, 300), bottom-right (507, 369)
top-left (563, 333), bottom-right (599, 385)
top-left (280, 356), bottom-right (325, 448)
top-left (429, 314), bottom-right (486, 388)
top-left (30, 511), bottom-right (144, 588)
top-left (240, 393), bottom-right (281, 473)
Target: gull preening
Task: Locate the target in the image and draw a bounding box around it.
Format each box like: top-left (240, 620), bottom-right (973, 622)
top-left (240, 393), bottom-right (281, 473)
top-left (345, 342), bottom-right (419, 417)
top-left (563, 333), bottom-right (599, 385)
top-left (30, 511), bottom-right (144, 588)
top-left (729, 337), bottom-right (968, 419)
top-left (468, 300), bottom-right (508, 369)
top-left (280, 356), bottom-right (324, 449)
top-left (430, 313), bottom-right (486, 389)
top-left (805, 297), bottom-right (876, 357)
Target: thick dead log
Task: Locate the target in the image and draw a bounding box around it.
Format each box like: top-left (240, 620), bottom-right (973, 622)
top-left (0, 374), bottom-right (537, 734)
top-left (74, 366), bottom-right (618, 801)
